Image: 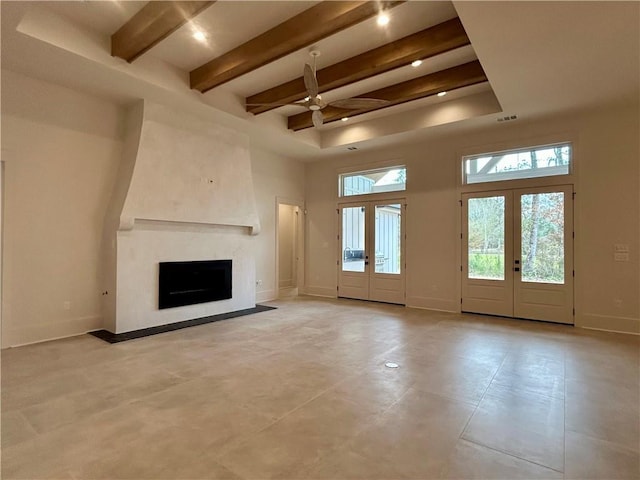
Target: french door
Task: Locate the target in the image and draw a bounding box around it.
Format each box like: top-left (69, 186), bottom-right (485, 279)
top-left (461, 185), bottom-right (574, 324)
top-left (338, 200), bottom-right (405, 304)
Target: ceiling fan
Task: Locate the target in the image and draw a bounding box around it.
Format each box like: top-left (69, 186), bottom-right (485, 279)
top-left (246, 51), bottom-right (389, 128)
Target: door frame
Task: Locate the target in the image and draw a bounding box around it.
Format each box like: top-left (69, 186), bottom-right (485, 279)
top-left (461, 184), bottom-right (575, 324)
top-left (336, 197), bottom-right (407, 304)
top-left (275, 196), bottom-right (305, 300)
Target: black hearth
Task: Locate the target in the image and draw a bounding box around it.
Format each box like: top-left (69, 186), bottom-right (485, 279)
top-left (159, 260), bottom-right (232, 309)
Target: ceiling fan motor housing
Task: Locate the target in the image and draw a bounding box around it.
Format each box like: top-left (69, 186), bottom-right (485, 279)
top-left (308, 94), bottom-right (325, 110)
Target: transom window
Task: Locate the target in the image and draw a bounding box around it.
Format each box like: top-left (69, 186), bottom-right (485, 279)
top-left (339, 166), bottom-right (406, 197)
top-left (463, 143), bottom-right (571, 185)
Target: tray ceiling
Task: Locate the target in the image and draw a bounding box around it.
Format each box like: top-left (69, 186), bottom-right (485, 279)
top-left (2, 1), bottom-right (638, 158)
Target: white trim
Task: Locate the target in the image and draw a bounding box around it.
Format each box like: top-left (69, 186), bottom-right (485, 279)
top-left (336, 158), bottom-right (405, 175)
top-left (4, 315), bottom-right (103, 348)
top-left (256, 289), bottom-right (277, 303)
top-left (275, 196), bottom-right (305, 300)
top-left (6, 332), bottom-right (94, 349)
top-left (406, 296), bottom-right (458, 312)
top-left (338, 165), bottom-right (407, 199)
top-left (579, 314), bottom-right (640, 335)
top-left (303, 286), bottom-right (337, 298)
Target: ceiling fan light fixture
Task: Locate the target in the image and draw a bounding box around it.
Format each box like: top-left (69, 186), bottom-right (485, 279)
top-left (411, 60), bottom-right (423, 68)
top-left (437, 91), bottom-right (447, 97)
top-left (377, 12), bottom-right (390, 26)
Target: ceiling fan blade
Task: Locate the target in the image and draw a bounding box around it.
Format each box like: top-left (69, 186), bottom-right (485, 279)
top-left (312, 110), bottom-right (324, 128)
top-left (329, 98), bottom-right (390, 110)
top-left (304, 63), bottom-right (319, 98)
top-left (246, 100), bottom-right (308, 107)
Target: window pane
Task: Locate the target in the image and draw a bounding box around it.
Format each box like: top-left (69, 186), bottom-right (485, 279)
top-left (521, 192), bottom-right (565, 284)
top-left (342, 206), bottom-right (365, 272)
top-left (340, 167), bottom-right (406, 197)
top-left (374, 204), bottom-right (401, 274)
top-left (468, 196), bottom-right (505, 280)
top-left (464, 144), bottom-right (571, 184)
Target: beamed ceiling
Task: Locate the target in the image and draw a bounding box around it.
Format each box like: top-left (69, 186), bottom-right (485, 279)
top-left (107, 0), bottom-right (490, 133)
top-left (2, 1), bottom-right (639, 158)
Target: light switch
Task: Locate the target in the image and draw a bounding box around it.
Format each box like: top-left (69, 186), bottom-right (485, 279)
top-left (614, 244), bottom-right (629, 252)
top-left (614, 252), bottom-right (630, 262)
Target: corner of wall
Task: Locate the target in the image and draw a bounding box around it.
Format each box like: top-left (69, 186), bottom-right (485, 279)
top-left (100, 101), bottom-right (145, 333)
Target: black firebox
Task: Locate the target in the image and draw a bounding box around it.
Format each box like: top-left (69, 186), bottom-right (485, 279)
top-left (158, 260), bottom-right (232, 309)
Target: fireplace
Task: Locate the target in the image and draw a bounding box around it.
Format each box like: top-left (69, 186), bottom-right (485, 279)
top-left (159, 260), bottom-right (232, 309)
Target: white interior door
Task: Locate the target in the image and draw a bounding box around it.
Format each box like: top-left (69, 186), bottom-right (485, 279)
top-left (338, 200), bottom-right (405, 304)
top-left (462, 185), bottom-right (573, 324)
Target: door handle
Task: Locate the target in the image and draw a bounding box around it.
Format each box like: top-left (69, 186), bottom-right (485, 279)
top-left (514, 267), bottom-right (520, 272)
top-left (365, 261), bottom-right (369, 265)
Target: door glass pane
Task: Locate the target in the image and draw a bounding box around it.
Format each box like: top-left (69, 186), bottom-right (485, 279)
top-left (468, 196), bottom-right (505, 280)
top-left (342, 206), bottom-right (366, 272)
top-left (374, 204), bottom-right (401, 274)
top-left (521, 192), bottom-right (565, 284)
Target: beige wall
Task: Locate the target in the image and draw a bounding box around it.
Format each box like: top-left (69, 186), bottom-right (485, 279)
top-left (251, 148), bottom-right (305, 302)
top-left (305, 103), bottom-right (640, 334)
top-left (1, 70), bottom-right (125, 347)
top-left (2, 65), bottom-right (637, 343)
top-left (1, 70), bottom-right (306, 346)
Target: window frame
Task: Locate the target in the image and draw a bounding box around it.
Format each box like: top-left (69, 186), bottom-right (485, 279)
top-left (462, 142), bottom-right (573, 187)
top-left (338, 164), bottom-right (407, 199)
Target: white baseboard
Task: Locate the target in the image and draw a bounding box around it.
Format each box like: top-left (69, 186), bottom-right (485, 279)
top-left (2, 315), bottom-right (103, 348)
top-left (256, 289), bottom-right (277, 303)
top-left (278, 286), bottom-right (298, 298)
top-left (578, 313), bottom-right (640, 335)
top-left (406, 296), bottom-right (458, 313)
top-left (302, 285), bottom-right (337, 298)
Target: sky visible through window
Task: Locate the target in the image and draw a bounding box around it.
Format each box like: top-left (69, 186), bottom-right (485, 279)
top-left (340, 167), bottom-right (406, 197)
top-left (464, 144), bottom-right (571, 184)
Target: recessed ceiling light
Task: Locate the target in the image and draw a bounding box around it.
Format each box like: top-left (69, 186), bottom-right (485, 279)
top-left (341, 117), bottom-right (349, 122)
top-left (437, 91), bottom-right (447, 97)
top-left (193, 30), bottom-right (207, 42)
top-left (377, 12), bottom-right (390, 26)
top-left (411, 60), bottom-right (423, 68)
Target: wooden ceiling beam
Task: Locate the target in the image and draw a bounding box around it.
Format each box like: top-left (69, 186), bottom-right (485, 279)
top-left (190, 1), bottom-right (405, 93)
top-left (247, 17), bottom-right (470, 115)
top-left (111, 1), bottom-right (216, 62)
top-left (287, 60), bottom-right (487, 131)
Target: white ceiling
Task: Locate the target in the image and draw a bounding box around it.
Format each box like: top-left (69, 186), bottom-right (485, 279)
top-left (1, 1), bottom-right (638, 161)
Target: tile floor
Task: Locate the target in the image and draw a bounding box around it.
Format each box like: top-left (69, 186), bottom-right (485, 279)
top-left (1, 296), bottom-right (639, 479)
